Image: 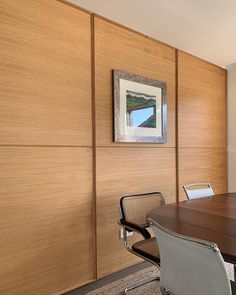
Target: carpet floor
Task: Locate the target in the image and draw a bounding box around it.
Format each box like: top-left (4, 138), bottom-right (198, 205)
top-left (86, 263), bottom-right (234, 295)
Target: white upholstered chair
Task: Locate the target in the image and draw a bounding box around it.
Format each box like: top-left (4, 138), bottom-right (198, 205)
top-left (183, 183), bottom-right (214, 200)
top-left (148, 217), bottom-right (236, 295)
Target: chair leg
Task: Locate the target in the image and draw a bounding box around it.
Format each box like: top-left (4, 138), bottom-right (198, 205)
top-left (124, 276), bottom-right (159, 294)
top-left (160, 286), bottom-right (173, 295)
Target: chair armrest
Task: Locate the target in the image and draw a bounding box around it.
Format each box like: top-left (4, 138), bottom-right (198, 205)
top-left (119, 218), bottom-right (151, 239)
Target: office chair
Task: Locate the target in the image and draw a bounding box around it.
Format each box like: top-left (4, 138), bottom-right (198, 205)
top-left (183, 183), bottom-right (214, 200)
top-left (183, 183), bottom-right (236, 280)
top-left (148, 217), bottom-right (236, 295)
top-left (119, 192), bottom-right (165, 294)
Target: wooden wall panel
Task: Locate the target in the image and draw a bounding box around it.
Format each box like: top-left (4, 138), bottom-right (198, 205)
top-left (96, 147), bottom-right (176, 277)
top-left (94, 16), bottom-right (177, 278)
top-left (0, 0), bottom-right (92, 146)
top-left (94, 16), bottom-right (176, 147)
top-left (178, 148), bottom-right (227, 200)
top-left (0, 1), bottom-right (94, 294)
top-left (0, 147), bottom-right (94, 295)
top-left (178, 51), bottom-right (227, 148)
top-left (178, 51), bottom-right (227, 201)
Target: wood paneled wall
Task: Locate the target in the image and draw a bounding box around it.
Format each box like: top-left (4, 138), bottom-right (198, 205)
top-left (0, 1), bottom-right (94, 295)
top-left (177, 51), bottom-right (227, 200)
top-left (94, 17), bottom-right (176, 148)
top-left (0, 0), bottom-right (92, 146)
top-left (96, 148), bottom-right (176, 276)
top-left (0, 1), bottom-right (227, 294)
top-left (94, 16), bottom-right (177, 277)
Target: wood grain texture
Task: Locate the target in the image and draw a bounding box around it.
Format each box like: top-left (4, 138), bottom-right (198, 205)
top-left (0, 0), bottom-right (92, 146)
top-left (0, 147), bottom-right (94, 295)
top-left (178, 148), bottom-right (227, 201)
top-left (94, 16), bottom-right (176, 147)
top-left (178, 51), bottom-right (227, 148)
top-left (96, 147), bottom-right (176, 277)
top-left (0, 1), bottom-right (228, 293)
top-left (148, 194), bottom-right (236, 263)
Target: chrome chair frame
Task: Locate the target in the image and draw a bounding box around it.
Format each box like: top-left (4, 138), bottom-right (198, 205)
top-left (183, 182), bottom-right (214, 200)
top-left (119, 192), bottom-right (165, 294)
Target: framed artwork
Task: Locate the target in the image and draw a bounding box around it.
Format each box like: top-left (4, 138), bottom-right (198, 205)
top-left (113, 70), bottom-right (167, 143)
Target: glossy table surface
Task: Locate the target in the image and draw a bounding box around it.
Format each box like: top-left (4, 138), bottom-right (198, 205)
top-left (148, 193), bottom-right (236, 264)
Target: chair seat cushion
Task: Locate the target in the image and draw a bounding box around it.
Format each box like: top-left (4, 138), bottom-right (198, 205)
top-left (231, 280), bottom-right (236, 295)
top-left (132, 237), bottom-right (160, 263)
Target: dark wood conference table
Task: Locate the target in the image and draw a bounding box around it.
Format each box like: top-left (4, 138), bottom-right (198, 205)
top-left (148, 193), bottom-right (236, 265)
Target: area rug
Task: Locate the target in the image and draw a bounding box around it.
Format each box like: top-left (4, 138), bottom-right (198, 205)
top-left (87, 263), bottom-right (233, 295)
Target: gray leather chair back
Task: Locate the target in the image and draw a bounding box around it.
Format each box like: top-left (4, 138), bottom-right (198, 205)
top-left (148, 218), bottom-right (232, 295)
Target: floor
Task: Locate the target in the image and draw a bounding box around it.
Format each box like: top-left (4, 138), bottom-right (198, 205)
top-left (64, 262), bottom-right (150, 295)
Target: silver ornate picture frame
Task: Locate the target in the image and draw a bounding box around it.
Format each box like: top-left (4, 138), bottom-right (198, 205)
top-left (113, 70), bottom-right (167, 143)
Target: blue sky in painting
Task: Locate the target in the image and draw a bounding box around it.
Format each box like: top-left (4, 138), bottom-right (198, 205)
top-left (131, 107), bottom-right (153, 127)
